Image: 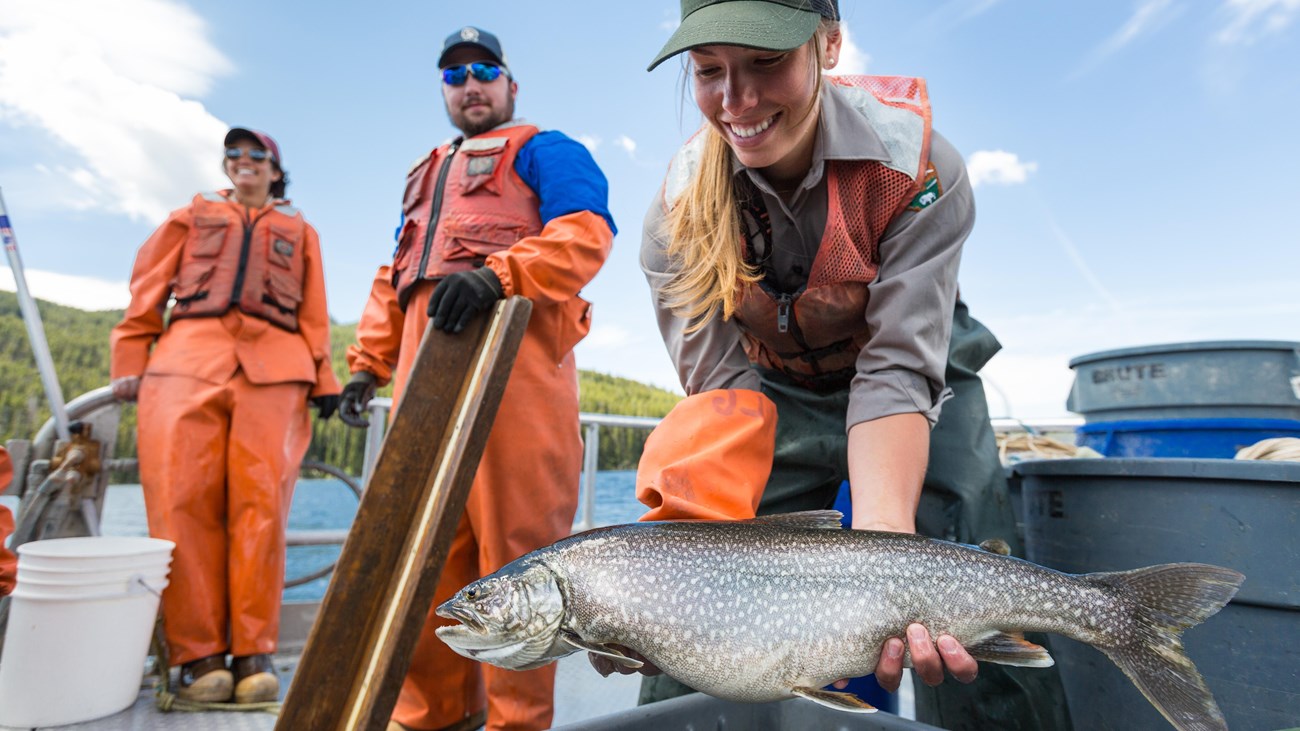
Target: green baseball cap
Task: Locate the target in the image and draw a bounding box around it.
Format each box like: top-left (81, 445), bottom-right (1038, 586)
top-left (648, 0), bottom-right (840, 72)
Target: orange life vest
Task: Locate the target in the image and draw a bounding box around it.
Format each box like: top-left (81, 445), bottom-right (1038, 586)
top-left (168, 192), bottom-right (309, 332)
top-left (391, 123), bottom-right (543, 309)
top-left (665, 76), bottom-right (933, 391)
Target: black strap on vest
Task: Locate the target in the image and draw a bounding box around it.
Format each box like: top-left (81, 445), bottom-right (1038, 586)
top-left (738, 180), bottom-right (773, 274)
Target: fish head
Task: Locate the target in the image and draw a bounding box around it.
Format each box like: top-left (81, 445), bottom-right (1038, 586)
top-left (434, 562), bottom-right (567, 670)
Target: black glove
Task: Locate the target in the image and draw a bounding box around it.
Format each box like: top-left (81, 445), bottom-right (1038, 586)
top-left (311, 394), bottom-right (340, 420)
top-left (427, 267), bottom-right (503, 334)
top-left (338, 371), bottom-right (378, 428)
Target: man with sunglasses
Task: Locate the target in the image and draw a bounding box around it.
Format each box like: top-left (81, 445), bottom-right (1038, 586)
top-left (339, 26), bottom-right (616, 731)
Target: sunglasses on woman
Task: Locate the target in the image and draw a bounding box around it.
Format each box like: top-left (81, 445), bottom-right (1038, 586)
top-left (441, 62), bottom-right (507, 87)
top-left (224, 147), bottom-right (272, 162)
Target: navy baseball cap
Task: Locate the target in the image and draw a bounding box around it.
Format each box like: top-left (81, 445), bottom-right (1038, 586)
top-left (438, 26), bottom-right (507, 69)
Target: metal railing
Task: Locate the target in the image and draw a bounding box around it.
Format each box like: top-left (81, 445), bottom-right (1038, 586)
top-left (355, 398), bottom-right (661, 532)
top-left (356, 399), bottom-right (1082, 533)
top-left (12, 389), bottom-right (1083, 587)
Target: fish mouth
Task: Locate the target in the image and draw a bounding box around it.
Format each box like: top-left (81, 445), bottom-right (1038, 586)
top-left (436, 603), bottom-right (485, 633)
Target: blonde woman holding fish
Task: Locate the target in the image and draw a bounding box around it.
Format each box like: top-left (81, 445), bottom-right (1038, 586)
top-left (630, 0), bottom-right (1070, 727)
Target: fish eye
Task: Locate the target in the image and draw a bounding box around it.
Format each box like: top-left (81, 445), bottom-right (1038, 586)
top-left (465, 588), bottom-right (479, 601)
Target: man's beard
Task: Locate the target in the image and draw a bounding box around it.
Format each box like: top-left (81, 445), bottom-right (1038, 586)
top-left (449, 94), bottom-right (516, 138)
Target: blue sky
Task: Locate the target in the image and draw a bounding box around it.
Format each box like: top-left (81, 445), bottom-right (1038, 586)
top-left (1, 0), bottom-right (1298, 417)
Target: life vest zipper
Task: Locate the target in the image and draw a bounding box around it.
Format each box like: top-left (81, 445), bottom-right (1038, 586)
top-left (776, 293), bottom-right (792, 334)
top-left (229, 206), bottom-right (272, 310)
top-left (416, 140), bottom-right (461, 282)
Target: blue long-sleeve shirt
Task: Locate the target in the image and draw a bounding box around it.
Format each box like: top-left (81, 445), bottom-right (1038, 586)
top-left (395, 129), bottom-right (616, 245)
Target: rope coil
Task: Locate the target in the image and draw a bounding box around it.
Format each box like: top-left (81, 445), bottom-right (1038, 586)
top-left (1235, 437), bottom-right (1300, 462)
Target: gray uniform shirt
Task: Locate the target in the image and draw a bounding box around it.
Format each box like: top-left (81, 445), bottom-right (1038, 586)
top-left (641, 80), bottom-right (975, 430)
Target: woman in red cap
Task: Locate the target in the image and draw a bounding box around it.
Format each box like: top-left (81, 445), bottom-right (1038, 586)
top-left (110, 127), bottom-right (340, 704)
top-left (624, 0), bottom-right (1070, 728)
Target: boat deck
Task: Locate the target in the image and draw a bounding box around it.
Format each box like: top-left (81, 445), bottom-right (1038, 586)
top-left (2, 653), bottom-right (643, 731)
top-left (1, 653), bottom-right (915, 730)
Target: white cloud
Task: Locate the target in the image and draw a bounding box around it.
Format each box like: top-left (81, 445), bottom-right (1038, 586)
top-left (831, 23), bottom-right (871, 75)
top-left (966, 150), bottom-right (1038, 188)
top-left (1108, 0), bottom-right (1182, 52)
top-left (1069, 0), bottom-right (1183, 78)
top-left (1, 267), bottom-right (130, 311)
top-left (576, 134), bottom-right (601, 154)
top-left (1216, 0), bottom-right (1300, 43)
top-left (0, 0), bottom-right (233, 224)
top-left (615, 135), bottom-right (638, 156)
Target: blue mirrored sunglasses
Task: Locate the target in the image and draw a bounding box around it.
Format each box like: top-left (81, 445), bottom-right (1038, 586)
top-left (225, 147), bottom-right (271, 162)
top-left (441, 62), bottom-right (506, 86)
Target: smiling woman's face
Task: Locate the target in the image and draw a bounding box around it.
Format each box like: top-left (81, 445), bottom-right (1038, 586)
top-left (223, 139), bottom-right (280, 201)
top-left (689, 30), bottom-right (840, 185)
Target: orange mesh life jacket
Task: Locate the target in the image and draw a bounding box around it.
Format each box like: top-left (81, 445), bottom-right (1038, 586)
top-left (665, 76), bottom-right (932, 391)
top-left (391, 123), bottom-right (543, 309)
top-left (168, 192), bottom-right (309, 332)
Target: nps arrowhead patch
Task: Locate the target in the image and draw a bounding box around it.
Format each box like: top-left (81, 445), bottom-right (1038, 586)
top-left (907, 162), bottom-right (943, 211)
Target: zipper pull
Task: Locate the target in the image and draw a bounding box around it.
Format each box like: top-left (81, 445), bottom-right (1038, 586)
top-left (776, 294), bottom-right (791, 334)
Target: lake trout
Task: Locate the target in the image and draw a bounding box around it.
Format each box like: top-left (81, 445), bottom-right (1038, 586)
top-left (435, 511), bottom-right (1243, 731)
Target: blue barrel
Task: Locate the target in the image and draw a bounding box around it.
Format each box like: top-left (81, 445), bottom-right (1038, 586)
top-left (1013, 458), bottom-right (1300, 731)
top-left (1076, 417), bottom-right (1300, 458)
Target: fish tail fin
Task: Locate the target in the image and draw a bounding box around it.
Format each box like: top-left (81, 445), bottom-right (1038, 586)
top-left (1089, 563), bottom-right (1243, 731)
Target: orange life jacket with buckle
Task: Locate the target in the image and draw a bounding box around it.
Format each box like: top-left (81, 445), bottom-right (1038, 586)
top-left (168, 192), bottom-right (309, 332)
top-left (665, 76), bottom-right (933, 391)
top-left (391, 123), bottom-right (543, 310)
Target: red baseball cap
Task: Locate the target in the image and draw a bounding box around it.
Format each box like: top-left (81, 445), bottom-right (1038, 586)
top-left (224, 127), bottom-right (281, 165)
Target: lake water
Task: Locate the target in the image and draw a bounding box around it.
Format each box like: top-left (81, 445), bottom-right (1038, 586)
top-left (89, 471), bottom-right (646, 601)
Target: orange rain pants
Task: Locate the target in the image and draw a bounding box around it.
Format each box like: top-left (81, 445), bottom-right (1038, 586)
top-left (636, 389), bottom-right (778, 522)
top-left (136, 370), bottom-right (311, 664)
top-left (1, 446), bottom-right (16, 596)
top-left (348, 209), bottom-right (611, 731)
top-left (386, 281), bottom-right (582, 731)
top-left (110, 196), bottom-right (339, 665)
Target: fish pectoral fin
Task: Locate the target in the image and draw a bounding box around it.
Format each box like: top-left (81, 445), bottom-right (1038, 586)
top-left (965, 631), bottom-right (1055, 668)
top-left (791, 687), bottom-right (878, 713)
top-left (559, 630), bottom-right (644, 669)
top-left (746, 511), bottom-right (844, 530)
top-left (978, 537), bottom-right (1012, 556)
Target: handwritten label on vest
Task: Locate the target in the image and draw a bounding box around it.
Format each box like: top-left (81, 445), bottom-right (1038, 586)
top-left (1090, 363), bottom-right (1167, 384)
top-left (466, 156), bottom-right (496, 177)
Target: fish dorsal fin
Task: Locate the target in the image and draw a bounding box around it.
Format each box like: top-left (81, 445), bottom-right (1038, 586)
top-left (791, 686), bottom-right (878, 713)
top-left (746, 511), bottom-right (844, 530)
top-left (559, 630), bottom-right (643, 669)
top-left (964, 631), bottom-right (1054, 668)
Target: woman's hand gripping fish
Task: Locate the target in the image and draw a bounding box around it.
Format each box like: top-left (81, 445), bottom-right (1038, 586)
top-left (435, 511), bottom-right (1242, 731)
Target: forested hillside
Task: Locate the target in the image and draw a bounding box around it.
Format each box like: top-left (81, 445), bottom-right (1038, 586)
top-left (0, 291), bottom-right (679, 476)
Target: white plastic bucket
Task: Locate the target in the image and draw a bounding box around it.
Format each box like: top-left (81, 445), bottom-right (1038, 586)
top-left (14, 535), bottom-right (174, 571)
top-left (0, 536), bottom-right (175, 727)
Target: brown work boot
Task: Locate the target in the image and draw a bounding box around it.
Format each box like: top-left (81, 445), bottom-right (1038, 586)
top-left (231, 653), bottom-right (279, 703)
top-left (176, 654), bottom-right (232, 702)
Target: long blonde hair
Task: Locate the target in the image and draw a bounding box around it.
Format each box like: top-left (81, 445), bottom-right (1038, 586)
top-left (661, 20), bottom-right (838, 332)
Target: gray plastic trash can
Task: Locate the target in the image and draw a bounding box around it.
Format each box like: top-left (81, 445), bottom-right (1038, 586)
top-left (1014, 458), bottom-right (1300, 731)
top-left (1066, 340), bottom-right (1300, 422)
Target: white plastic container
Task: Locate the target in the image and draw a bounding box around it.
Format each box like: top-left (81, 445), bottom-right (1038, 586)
top-left (0, 536), bottom-right (174, 727)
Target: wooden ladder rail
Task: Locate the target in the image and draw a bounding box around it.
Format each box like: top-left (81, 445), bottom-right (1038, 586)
top-left (277, 296), bottom-right (532, 730)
